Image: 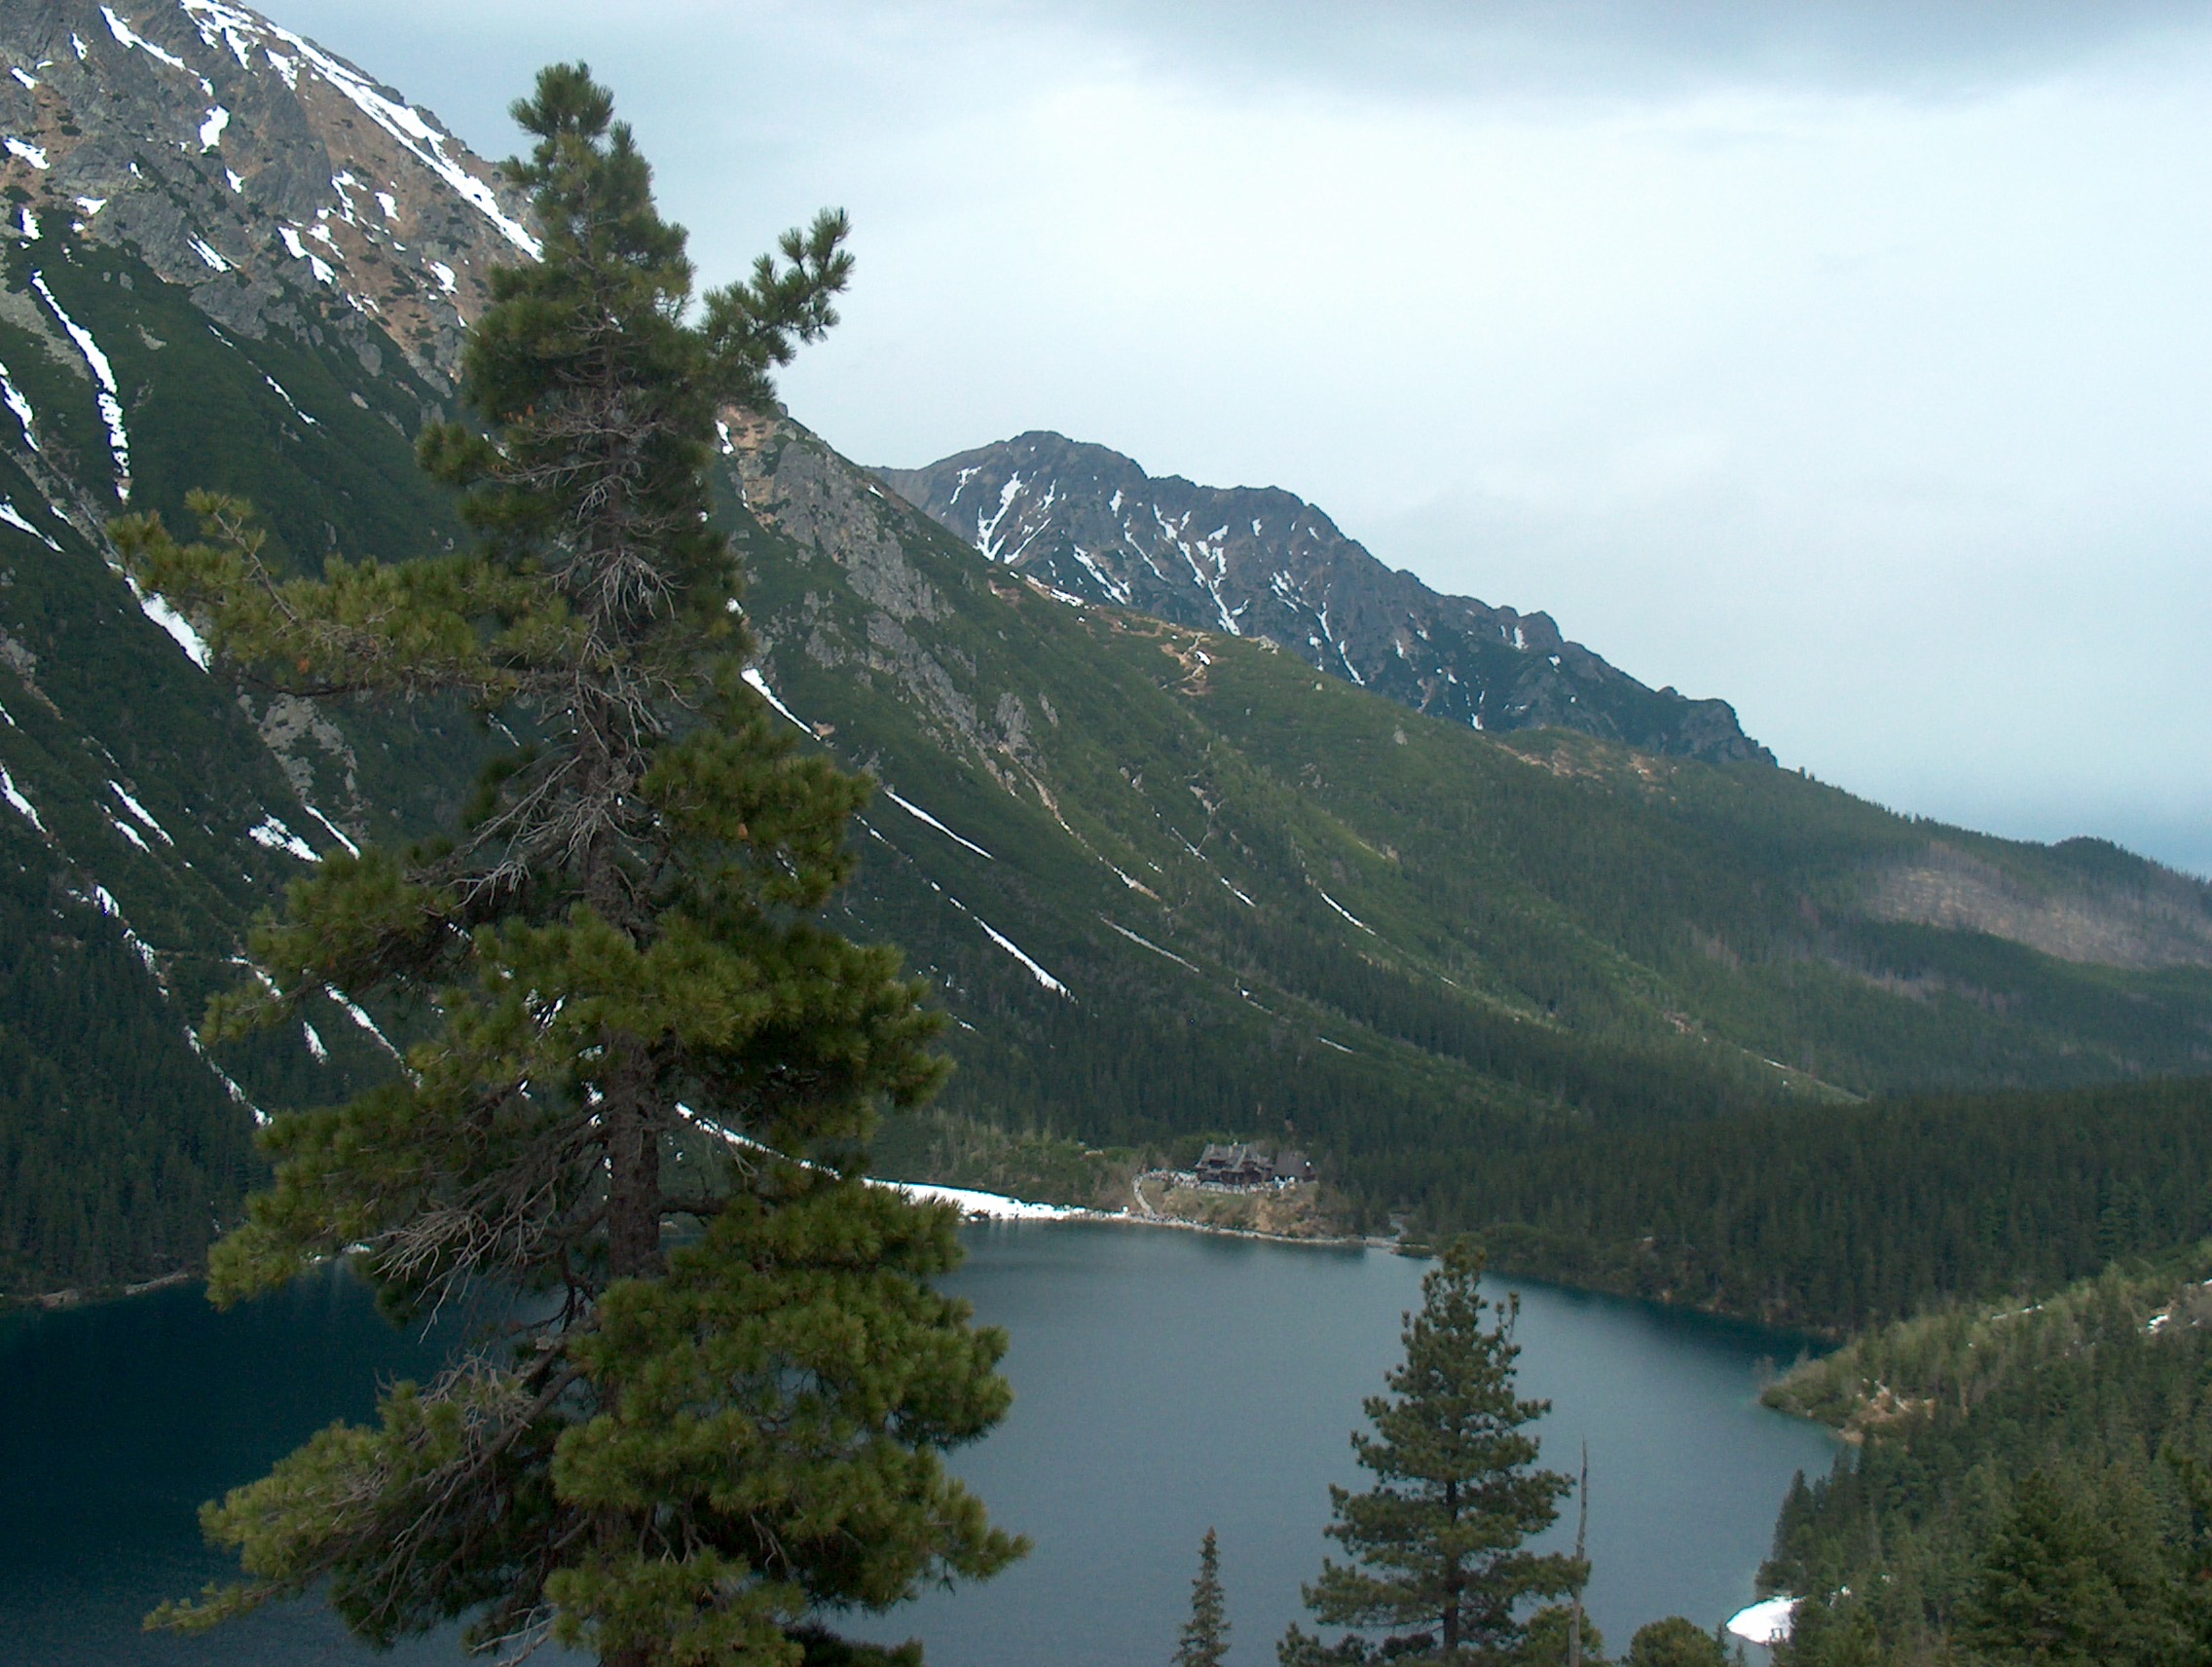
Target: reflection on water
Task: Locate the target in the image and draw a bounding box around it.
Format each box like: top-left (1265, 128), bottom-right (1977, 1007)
top-left (0, 1223), bottom-right (1834, 1666)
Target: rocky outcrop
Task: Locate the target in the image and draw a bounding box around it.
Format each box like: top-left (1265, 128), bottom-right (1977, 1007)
top-left (0, 0), bottom-right (535, 391)
top-left (879, 430), bottom-right (1771, 764)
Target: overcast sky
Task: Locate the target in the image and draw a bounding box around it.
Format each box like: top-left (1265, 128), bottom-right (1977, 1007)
top-left (280, 0), bottom-right (2212, 875)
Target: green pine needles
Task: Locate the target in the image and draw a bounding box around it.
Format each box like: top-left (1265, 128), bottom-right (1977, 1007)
top-left (118, 63), bottom-right (1022, 1667)
top-left (1176, 1528), bottom-right (1231, 1667)
top-left (1281, 1240), bottom-right (1585, 1666)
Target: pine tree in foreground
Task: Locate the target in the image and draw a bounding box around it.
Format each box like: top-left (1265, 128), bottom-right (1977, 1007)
top-left (121, 62), bottom-right (1022, 1667)
top-left (1176, 1527), bottom-right (1231, 1667)
top-left (1278, 1239), bottom-right (1584, 1666)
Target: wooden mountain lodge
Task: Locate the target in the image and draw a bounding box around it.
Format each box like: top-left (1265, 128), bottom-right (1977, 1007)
top-left (1192, 1143), bottom-right (1317, 1189)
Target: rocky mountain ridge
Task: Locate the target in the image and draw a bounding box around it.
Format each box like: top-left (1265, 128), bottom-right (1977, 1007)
top-left (879, 431), bottom-right (1771, 764)
top-left (1, 0), bottom-right (532, 407)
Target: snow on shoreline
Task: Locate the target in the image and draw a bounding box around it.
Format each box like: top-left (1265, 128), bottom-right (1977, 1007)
top-left (1727, 1594), bottom-right (1797, 1646)
top-left (878, 1180), bottom-right (1083, 1222)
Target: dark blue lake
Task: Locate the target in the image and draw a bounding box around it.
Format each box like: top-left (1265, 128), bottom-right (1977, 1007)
top-left (0, 1221), bottom-right (1835, 1664)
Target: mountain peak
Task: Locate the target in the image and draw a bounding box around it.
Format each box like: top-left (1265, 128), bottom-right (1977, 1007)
top-left (878, 433), bottom-right (1771, 764)
top-left (1, 0), bottom-right (536, 390)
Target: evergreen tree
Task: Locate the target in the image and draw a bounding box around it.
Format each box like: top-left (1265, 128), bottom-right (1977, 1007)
top-left (1281, 1239), bottom-right (1584, 1666)
top-left (1519, 1604), bottom-right (1607, 1666)
top-left (1176, 1527), bottom-right (1231, 1667)
top-left (121, 63), bottom-right (1022, 1666)
top-left (1623, 1616), bottom-right (1724, 1667)
top-left (1955, 1467), bottom-right (2175, 1667)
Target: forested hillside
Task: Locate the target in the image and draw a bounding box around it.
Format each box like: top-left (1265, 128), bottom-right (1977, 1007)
top-left (1432, 1076), bottom-right (2212, 1334)
top-left (1761, 1250), bottom-right (2212, 1665)
top-left (7, 0), bottom-right (2212, 1303)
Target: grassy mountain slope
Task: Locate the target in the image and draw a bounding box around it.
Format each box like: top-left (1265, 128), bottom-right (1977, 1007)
top-left (0, 230), bottom-right (483, 1296)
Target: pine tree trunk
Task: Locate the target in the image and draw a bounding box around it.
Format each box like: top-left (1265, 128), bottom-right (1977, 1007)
top-left (604, 1044), bottom-right (662, 1280)
top-left (1440, 1476), bottom-right (1462, 1658)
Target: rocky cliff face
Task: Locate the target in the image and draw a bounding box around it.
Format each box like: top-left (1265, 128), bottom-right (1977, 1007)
top-left (878, 430), bottom-right (1772, 765)
top-left (1, 0), bottom-right (532, 399)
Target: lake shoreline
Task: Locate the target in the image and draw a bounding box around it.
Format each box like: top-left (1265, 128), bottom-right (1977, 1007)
top-left (12, 1266), bottom-right (196, 1314)
top-left (895, 1172), bottom-right (1395, 1253)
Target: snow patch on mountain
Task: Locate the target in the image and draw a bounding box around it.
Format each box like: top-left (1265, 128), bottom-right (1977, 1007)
top-left (246, 812), bottom-right (317, 862)
top-left (0, 761), bottom-right (46, 834)
top-left (882, 785), bottom-right (994, 860)
top-left (740, 665), bottom-right (810, 732)
top-left (330, 987), bottom-right (400, 1056)
top-left (0, 500), bottom-right (59, 550)
top-left (29, 273), bottom-right (129, 495)
top-left (109, 780), bottom-right (172, 844)
top-left (130, 583), bottom-right (210, 668)
top-left (177, 1), bottom-right (539, 257)
top-left (299, 800), bottom-right (358, 856)
top-left (952, 897), bottom-right (1068, 996)
top-left (1317, 888), bottom-right (1375, 934)
top-left (102, 6), bottom-right (207, 88)
top-left (260, 371), bottom-right (315, 424)
top-left (1101, 915), bottom-right (1198, 973)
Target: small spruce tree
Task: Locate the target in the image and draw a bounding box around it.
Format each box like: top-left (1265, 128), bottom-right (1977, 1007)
top-left (1176, 1527), bottom-right (1232, 1667)
top-left (1280, 1238), bottom-right (1584, 1666)
top-left (122, 62), bottom-right (1021, 1666)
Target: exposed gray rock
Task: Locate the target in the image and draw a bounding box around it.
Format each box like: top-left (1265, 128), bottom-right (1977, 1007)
top-left (880, 431), bottom-right (1772, 764)
top-left (0, 0), bottom-right (535, 387)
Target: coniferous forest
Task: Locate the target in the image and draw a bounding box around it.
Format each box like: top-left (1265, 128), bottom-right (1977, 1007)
top-left (1434, 1076), bottom-right (2212, 1335)
top-left (1762, 1250), bottom-right (2212, 1666)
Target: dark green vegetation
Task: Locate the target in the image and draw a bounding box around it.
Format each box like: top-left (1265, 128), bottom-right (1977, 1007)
top-left (0, 845), bottom-right (251, 1291)
top-left (1624, 1616), bottom-right (1732, 1667)
top-left (1175, 1528), bottom-right (1230, 1667)
top-left (14, 223), bottom-right (2212, 1304)
top-left (1761, 1250), bottom-right (2212, 1666)
top-left (1278, 1241), bottom-right (1585, 1665)
top-left (0, 230), bottom-right (477, 1297)
top-left (871, 1109), bottom-right (1141, 1210)
top-left (1438, 1075), bottom-right (2212, 1335)
top-left (129, 67), bottom-right (1018, 1665)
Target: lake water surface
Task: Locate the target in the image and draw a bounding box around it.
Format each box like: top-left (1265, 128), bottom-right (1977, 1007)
top-left (0, 1221), bottom-right (1836, 1664)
